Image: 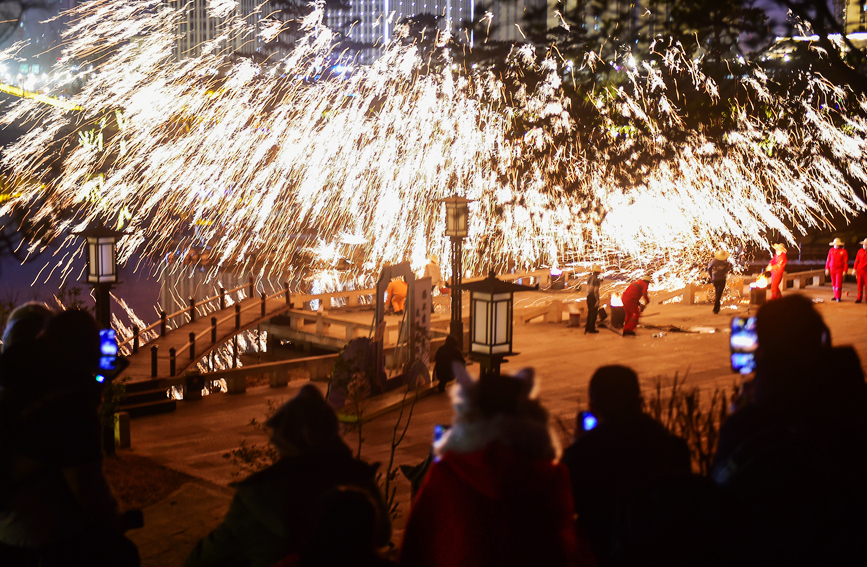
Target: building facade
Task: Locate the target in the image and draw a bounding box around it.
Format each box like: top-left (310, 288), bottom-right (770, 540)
top-left (169, 0), bottom-right (266, 59)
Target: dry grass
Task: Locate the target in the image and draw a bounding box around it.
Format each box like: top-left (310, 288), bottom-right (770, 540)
top-left (103, 451), bottom-right (194, 510)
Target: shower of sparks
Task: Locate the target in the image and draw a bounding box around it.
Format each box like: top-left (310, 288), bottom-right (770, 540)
top-left (1, 1), bottom-right (867, 288)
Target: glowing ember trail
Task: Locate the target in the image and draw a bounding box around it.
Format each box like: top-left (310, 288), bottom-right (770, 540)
top-left (2, 1), bottom-right (867, 286)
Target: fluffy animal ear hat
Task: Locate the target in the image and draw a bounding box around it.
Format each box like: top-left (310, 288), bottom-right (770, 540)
top-left (829, 237), bottom-right (845, 247)
top-left (452, 362), bottom-right (538, 416)
top-left (714, 250), bottom-right (730, 261)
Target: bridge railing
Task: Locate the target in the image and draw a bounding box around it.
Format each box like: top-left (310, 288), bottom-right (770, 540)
top-left (164, 286), bottom-right (292, 377)
top-left (119, 277), bottom-right (290, 352)
top-left (165, 336), bottom-right (449, 396)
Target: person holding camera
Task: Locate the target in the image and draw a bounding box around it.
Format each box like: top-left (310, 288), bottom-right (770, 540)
top-left (561, 366), bottom-right (691, 567)
top-left (712, 295), bottom-right (867, 567)
top-left (621, 276), bottom-right (651, 337)
top-left (0, 309), bottom-right (140, 567)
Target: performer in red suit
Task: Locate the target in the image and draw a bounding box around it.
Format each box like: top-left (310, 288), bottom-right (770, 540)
top-left (621, 276), bottom-right (651, 337)
top-left (854, 238), bottom-right (867, 303)
top-left (766, 243), bottom-right (787, 300)
top-left (826, 238), bottom-right (849, 302)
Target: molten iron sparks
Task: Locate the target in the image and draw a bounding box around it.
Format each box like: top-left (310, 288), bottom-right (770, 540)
top-left (1, 2), bottom-right (867, 287)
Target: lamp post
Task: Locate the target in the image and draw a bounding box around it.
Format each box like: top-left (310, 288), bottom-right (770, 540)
top-left (459, 271), bottom-right (537, 378)
top-left (73, 223), bottom-right (127, 329)
top-left (437, 195), bottom-right (472, 348)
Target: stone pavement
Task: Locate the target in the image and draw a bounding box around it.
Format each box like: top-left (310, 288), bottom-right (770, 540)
top-left (124, 284), bottom-right (867, 566)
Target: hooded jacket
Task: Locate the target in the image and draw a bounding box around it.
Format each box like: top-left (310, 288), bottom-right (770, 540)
top-left (185, 447), bottom-right (389, 567)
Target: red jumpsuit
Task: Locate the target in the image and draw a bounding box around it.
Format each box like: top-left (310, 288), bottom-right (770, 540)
top-left (826, 247), bottom-right (849, 301)
top-left (854, 249), bottom-right (867, 302)
top-left (622, 280), bottom-right (650, 333)
top-left (768, 252), bottom-right (787, 300)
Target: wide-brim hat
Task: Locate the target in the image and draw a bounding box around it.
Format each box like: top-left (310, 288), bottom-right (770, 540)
top-left (860, 238), bottom-right (867, 246)
top-left (641, 275), bottom-right (653, 283)
top-left (591, 264), bottom-right (602, 272)
top-left (829, 237), bottom-right (845, 247)
top-left (714, 250), bottom-right (730, 261)
top-left (772, 243), bottom-right (786, 253)
top-left (428, 254), bottom-right (439, 264)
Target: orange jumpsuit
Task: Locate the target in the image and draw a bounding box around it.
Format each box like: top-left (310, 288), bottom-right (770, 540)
top-left (386, 280), bottom-right (408, 313)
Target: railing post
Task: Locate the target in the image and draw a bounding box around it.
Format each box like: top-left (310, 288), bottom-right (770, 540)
top-left (132, 325), bottom-right (139, 354)
top-left (232, 334), bottom-right (238, 368)
top-left (235, 304), bottom-right (241, 329)
top-left (189, 297), bottom-right (196, 322)
top-left (160, 311), bottom-right (167, 337)
top-left (220, 286), bottom-right (226, 310)
top-left (189, 331), bottom-right (196, 360)
top-left (151, 345), bottom-right (158, 378)
top-left (169, 348), bottom-right (176, 376)
top-left (284, 281), bottom-right (290, 305)
top-left (211, 317), bottom-right (217, 344)
top-left (261, 291), bottom-right (266, 317)
top-left (248, 275), bottom-right (254, 296)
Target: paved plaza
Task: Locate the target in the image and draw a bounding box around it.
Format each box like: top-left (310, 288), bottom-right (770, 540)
top-left (125, 283), bottom-right (867, 566)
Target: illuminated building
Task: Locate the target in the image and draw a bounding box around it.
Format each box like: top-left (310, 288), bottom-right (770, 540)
top-left (168, 0), bottom-right (267, 59)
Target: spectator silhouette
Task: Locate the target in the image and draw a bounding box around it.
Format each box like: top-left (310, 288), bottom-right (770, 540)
top-left (561, 365), bottom-right (690, 567)
top-left (433, 335), bottom-right (464, 393)
top-left (712, 294), bottom-right (867, 566)
top-left (400, 366), bottom-right (582, 567)
top-left (185, 384), bottom-right (390, 567)
top-left (0, 302), bottom-right (52, 354)
top-left (273, 486), bottom-right (396, 567)
top-left (0, 309), bottom-right (139, 567)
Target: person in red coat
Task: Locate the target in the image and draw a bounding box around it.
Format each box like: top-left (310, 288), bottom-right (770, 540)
top-left (765, 243), bottom-right (787, 300)
top-left (399, 367), bottom-right (586, 567)
top-left (853, 238), bottom-right (867, 303)
top-left (826, 238), bottom-right (849, 302)
top-left (621, 276), bottom-right (651, 337)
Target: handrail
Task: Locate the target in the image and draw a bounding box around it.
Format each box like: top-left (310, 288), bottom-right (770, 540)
top-left (118, 279), bottom-right (260, 349)
top-left (119, 268), bottom-right (578, 351)
top-left (173, 287), bottom-right (290, 367)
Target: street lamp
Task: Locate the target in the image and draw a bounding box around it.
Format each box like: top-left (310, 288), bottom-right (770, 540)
top-left (73, 223), bottom-right (127, 328)
top-left (437, 195), bottom-right (472, 348)
top-left (459, 271), bottom-right (536, 378)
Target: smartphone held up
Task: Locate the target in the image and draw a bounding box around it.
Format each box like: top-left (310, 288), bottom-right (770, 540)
top-left (730, 316), bottom-right (758, 375)
top-left (96, 329), bottom-right (128, 384)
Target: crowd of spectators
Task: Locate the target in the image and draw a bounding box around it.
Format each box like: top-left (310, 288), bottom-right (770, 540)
top-left (2, 293), bottom-right (865, 566)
